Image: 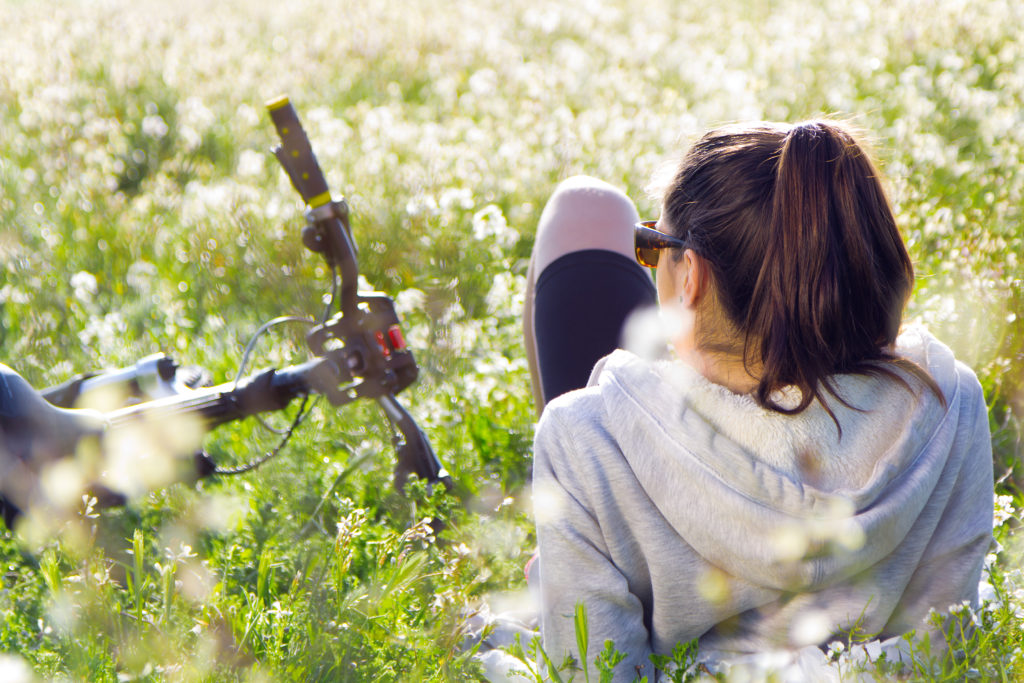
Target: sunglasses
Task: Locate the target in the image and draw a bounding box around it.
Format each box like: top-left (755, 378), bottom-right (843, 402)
top-left (634, 220), bottom-right (686, 268)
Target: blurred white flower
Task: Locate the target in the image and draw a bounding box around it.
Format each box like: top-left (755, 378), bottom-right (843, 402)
top-left (0, 284), bottom-right (31, 305)
top-left (70, 270), bottom-right (98, 302)
top-left (40, 459), bottom-right (87, 508)
top-left (236, 149), bottom-right (265, 177)
top-left (141, 114), bottom-right (169, 138)
top-left (0, 654), bottom-right (33, 683)
top-left (179, 96), bottom-right (214, 131)
top-left (621, 306), bottom-right (675, 360)
top-left (405, 193), bottom-right (439, 217)
top-left (165, 541), bottom-right (198, 564)
top-left (468, 68), bottom-right (498, 96)
top-left (126, 260), bottom-right (158, 293)
top-left (532, 480), bottom-right (566, 526)
top-left (438, 187), bottom-right (474, 211)
top-left (790, 609), bottom-right (833, 647)
top-left (485, 271), bottom-right (526, 317)
top-left (947, 600), bottom-right (973, 616)
top-left (472, 205), bottom-right (518, 251)
top-left (179, 125), bottom-right (201, 151)
top-left (79, 311), bottom-right (128, 353)
top-left (978, 579), bottom-right (996, 605)
top-left (395, 288), bottom-right (427, 316)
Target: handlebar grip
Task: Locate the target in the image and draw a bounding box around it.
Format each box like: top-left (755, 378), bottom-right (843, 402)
top-left (266, 96), bottom-right (331, 208)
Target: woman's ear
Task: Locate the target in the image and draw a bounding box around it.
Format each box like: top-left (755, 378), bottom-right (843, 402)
top-left (679, 248), bottom-right (707, 308)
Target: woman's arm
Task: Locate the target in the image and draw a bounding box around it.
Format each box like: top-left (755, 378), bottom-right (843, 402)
top-left (533, 405), bottom-right (655, 682)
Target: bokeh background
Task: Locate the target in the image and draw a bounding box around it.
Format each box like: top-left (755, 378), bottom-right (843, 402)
top-left (1, 0), bottom-right (1021, 680)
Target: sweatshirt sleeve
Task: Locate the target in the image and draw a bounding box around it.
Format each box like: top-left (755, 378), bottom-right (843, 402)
top-left (884, 363), bottom-right (994, 633)
top-left (533, 403), bottom-right (655, 682)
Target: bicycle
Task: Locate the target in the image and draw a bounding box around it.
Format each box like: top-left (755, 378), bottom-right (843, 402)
top-left (2, 96), bottom-right (450, 523)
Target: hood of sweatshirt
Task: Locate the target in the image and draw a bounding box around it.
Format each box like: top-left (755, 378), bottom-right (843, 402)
top-left (590, 325), bottom-right (968, 593)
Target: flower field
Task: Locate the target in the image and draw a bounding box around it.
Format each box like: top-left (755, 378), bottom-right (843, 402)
top-left (0, 0), bottom-right (1021, 679)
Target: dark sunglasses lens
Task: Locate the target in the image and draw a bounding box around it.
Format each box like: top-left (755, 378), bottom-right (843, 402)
top-left (636, 246), bottom-right (660, 268)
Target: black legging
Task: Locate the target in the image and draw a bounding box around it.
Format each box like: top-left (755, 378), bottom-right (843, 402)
top-left (533, 249), bottom-right (657, 404)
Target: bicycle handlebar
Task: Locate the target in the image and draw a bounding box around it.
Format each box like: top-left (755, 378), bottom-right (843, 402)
top-left (100, 353), bottom-right (449, 490)
top-left (267, 96), bottom-right (360, 316)
top-left (266, 96), bottom-right (331, 208)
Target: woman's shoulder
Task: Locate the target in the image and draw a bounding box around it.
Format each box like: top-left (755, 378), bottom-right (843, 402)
top-left (540, 349), bottom-right (687, 421)
top-left (533, 351), bottom-right (663, 463)
top-left (895, 324), bottom-right (985, 404)
top-left (535, 383), bottom-right (608, 444)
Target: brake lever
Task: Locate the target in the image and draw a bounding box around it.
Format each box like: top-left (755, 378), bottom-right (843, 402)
top-left (378, 394), bottom-right (451, 493)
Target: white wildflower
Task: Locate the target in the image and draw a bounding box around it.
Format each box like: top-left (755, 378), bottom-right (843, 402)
top-left (126, 260), bottom-right (157, 293)
top-left (790, 609), bottom-right (832, 646)
top-left (79, 311), bottom-right (128, 351)
top-left (468, 68), bottom-right (498, 96)
top-left (947, 600), bottom-right (972, 616)
top-left (0, 654), bottom-right (33, 683)
top-left (438, 186), bottom-right (474, 211)
top-left (405, 193), bottom-right (439, 217)
top-left (394, 288), bottom-right (427, 316)
top-left (471, 205), bottom-right (518, 250)
top-left (165, 542), bottom-right (198, 565)
top-left (485, 271), bottom-right (525, 317)
top-left (141, 114), bottom-right (169, 139)
top-left (994, 494), bottom-right (1015, 526)
top-left (70, 270), bottom-right (98, 302)
top-left (977, 579), bottom-right (997, 606)
top-left (0, 284), bottom-right (31, 304)
top-left (236, 149), bottom-right (265, 177)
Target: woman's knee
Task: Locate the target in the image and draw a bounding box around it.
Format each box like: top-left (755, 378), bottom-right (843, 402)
top-left (532, 175), bottom-right (639, 275)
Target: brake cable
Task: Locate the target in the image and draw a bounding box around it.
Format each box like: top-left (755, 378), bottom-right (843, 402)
top-left (211, 393), bottom-right (311, 476)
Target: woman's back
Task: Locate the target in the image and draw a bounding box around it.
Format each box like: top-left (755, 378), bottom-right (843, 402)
top-left (534, 330), bottom-right (992, 679)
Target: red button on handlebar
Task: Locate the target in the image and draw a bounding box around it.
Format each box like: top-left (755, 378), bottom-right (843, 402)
top-left (375, 330), bottom-right (391, 357)
top-left (388, 325), bottom-right (407, 350)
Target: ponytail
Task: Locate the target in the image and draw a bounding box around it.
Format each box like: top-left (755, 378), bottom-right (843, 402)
top-left (661, 120), bottom-right (942, 426)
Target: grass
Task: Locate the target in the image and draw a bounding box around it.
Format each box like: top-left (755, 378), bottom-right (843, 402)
top-left (0, 0), bottom-right (1022, 680)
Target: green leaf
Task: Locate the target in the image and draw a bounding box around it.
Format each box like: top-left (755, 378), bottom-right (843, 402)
top-left (575, 600), bottom-right (590, 682)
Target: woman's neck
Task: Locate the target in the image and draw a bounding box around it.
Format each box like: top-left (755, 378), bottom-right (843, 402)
top-left (678, 347), bottom-right (761, 395)
top-left (666, 298), bottom-right (761, 395)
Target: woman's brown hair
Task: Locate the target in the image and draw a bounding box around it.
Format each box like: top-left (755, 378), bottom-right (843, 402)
top-left (661, 120), bottom-right (942, 423)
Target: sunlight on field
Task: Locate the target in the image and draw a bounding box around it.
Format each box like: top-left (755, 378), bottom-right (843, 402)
top-left (0, 0), bottom-right (1022, 679)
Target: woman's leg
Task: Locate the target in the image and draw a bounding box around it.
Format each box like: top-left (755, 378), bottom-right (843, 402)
top-left (523, 176), bottom-right (656, 413)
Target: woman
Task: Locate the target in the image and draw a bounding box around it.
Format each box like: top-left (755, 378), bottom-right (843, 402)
top-left (525, 120), bottom-right (993, 679)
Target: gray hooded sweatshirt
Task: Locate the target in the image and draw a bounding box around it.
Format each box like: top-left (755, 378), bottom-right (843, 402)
top-left (533, 327), bottom-right (993, 681)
